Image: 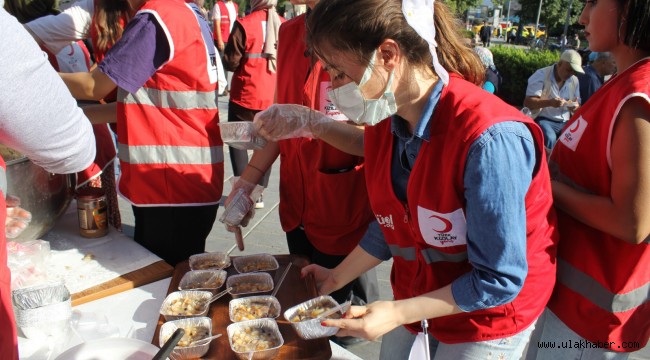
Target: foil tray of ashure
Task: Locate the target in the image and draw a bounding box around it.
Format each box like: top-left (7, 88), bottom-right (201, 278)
top-left (0, 145), bottom-right (75, 241)
top-left (227, 318), bottom-right (283, 360)
top-left (233, 254), bottom-right (279, 274)
top-left (159, 316), bottom-right (213, 359)
top-left (218, 122), bottom-right (268, 150)
top-left (283, 295), bottom-right (343, 339)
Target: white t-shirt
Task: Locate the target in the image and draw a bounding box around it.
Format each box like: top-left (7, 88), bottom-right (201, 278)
top-left (0, 9), bottom-right (95, 174)
top-left (25, 0), bottom-right (94, 54)
top-left (211, 1), bottom-right (237, 32)
top-left (526, 65), bottom-right (581, 122)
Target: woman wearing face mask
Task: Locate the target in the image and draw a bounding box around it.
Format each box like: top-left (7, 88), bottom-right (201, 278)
top-left (252, 0), bottom-right (558, 358)
top-left (220, 1), bottom-right (381, 341)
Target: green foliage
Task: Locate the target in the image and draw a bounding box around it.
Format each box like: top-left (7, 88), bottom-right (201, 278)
top-left (461, 29), bottom-right (475, 39)
top-left (517, 0), bottom-right (584, 35)
top-left (442, 0), bottom-right (481, 16)
top-left (491, 46), bottom-right (560, 106)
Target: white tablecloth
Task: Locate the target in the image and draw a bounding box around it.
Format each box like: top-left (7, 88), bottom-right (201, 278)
top-left (18, 277), bottom-right (362, 360)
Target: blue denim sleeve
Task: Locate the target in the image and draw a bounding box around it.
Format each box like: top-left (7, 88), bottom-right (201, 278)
top-left (451, 121), bottom-right (536, 312)
top-left (358, 220), bottom-right (392, 261)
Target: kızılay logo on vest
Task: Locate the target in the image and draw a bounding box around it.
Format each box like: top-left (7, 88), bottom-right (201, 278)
top-left (417, 207), bottom-right (467, 247)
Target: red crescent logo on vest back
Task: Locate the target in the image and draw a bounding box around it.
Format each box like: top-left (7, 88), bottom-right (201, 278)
top-left (569, 120), bottom-right (580, 133)
top-left (67, 44), bottom-right (75, 56)
top-left (429, 215), bottom-right (453, 233)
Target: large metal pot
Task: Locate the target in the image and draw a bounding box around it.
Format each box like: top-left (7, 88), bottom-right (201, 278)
top-left (2, 146), bottom-right (75, 241)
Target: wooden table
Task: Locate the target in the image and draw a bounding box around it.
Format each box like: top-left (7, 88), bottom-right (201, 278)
top-left (153, 254), bottom-right (333, 359)
top-left (71, 260), bottom-right (173, 306)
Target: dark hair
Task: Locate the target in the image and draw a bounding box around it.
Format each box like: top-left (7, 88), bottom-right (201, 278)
top-left (306, 0), bottom-right (484, 86)
top-left (4, 0), bottom-right (59, 24)
top-left (617, 0), bottom-right (650, 51)
top-left (93, 0), bottom-right (131, 54)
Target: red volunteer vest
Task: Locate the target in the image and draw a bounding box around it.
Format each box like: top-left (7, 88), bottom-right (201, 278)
top-left (43, 42), bottom-right (117, 189)
top-left (365, 75), bottom-right (558, 342)
top-left (228, 9), bottom-right (281, 110)
top-left (117, 0), bottom-right (223, 206)
top-left (215, 0), bottom-right (238, 42)
top-left (0, 158), bottom-right (18, 360)
top-left (548, 58), bottom-right (650, 351)
top-left (274, 15), bottom-right (374, 255)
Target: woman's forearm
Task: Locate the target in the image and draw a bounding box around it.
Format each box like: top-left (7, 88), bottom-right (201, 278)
top-left (315, 121), bottom-right (365, 157)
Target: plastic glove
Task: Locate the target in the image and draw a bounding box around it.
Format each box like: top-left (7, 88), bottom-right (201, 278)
top-left (254, 104), bottom-right (334, 141)
top-left (219, 177), bottom-right (264, 250)
top-left (5, 195), bottom-right (32, 239)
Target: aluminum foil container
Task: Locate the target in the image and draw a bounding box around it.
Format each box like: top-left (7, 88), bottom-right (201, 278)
top-left (218, 122), bottom-right (267, 150)
top-left (160, 290), bottom-right (213, 321)
top-left (189, 252), bottom-right (231, 271)
top-left (13, 281), bottom-right (72, 339)
top-left (233, 254), bottom-right (279, 274)
top-left (283, 295), bottom-right (342, 339)
top-left (227, 318), bottom-right (283, 360)
top-left (159, 316), bottom-right (213, 359)
top-left (226, 273), bottom-right (274, 299)
top-left (229, 295), bottom-right (281, 322)
top-left (178, 269), bottom-right (227, 293)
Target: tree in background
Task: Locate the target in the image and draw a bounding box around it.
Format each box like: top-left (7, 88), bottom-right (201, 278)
top-left (517, 0), bottom-right (584, 36)
top-left (443, 0), bottom-right (481, 17)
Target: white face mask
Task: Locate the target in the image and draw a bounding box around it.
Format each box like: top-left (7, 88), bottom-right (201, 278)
top-left (327, 50), bottom-right (397, 126)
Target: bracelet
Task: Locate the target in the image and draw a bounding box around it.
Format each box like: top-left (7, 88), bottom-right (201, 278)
top-left (248, 164), bottom-right (265, 175)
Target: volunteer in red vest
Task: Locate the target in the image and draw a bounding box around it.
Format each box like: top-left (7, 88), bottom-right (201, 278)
top-left (60, 0), bottom-right (223, 266)
top-left (212, 0), bottom-right (238, 95)
top-left (211, 0), bottom-right (238, 53)
top-left (529, 0), bottom-right (650, 358)
top-left (222, 0), bottom-right (284, 208)
top-left (25, 0), bottom-right (133, 231)
top-left (252, 0), bottom-right (558, 358)
top-left (1, 9), bottom-right (96, 357)
top-left (220, 0), bottom-right (380, 347)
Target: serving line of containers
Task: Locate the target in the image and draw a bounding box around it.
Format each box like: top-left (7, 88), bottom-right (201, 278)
top-left (157, 251), bottom-right (349, 359)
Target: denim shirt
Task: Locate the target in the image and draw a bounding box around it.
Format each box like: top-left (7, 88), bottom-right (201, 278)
top-left (360, 80), bottom-right (535, 312)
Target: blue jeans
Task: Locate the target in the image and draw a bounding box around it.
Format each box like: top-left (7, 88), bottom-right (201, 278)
top-left (535, 118), bottom-right (566, 150)
top-left (526, 309), bottom-right (632, 360)
top-left (379, 319), bottom-right (537, 360)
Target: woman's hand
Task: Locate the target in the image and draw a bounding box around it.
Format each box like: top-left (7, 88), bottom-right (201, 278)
top-left (5, 195), bottom-right (32, 239)
top-left (321, 301), bottom-right (402, 341)
top-left (301, 264), bottom-right (339, 295)
top-left (254, 104), bottom-right (333, 141)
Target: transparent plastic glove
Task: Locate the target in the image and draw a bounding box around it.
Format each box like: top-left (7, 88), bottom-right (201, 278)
top-left (5, 195), bottom-right (32, 239)
top-left (219, 177), bottom-right (264, 250)
top-left (254, 104), bottom-right (334, 141)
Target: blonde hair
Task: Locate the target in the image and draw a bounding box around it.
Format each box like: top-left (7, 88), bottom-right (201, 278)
top-left (93, 0), bottom-right (131, 54)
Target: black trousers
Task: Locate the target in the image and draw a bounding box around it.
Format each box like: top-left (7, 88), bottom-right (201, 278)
top-left (286, 227), bottom-right (380, 306)
top-left (227, 101), bottom-right (271, 188)
top-left (132, 205), bottom-right (219, 266)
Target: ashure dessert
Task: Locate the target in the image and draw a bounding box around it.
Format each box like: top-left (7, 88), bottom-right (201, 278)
top-left (167, 296), bottom-right (207, 316)
top-left (289, 301), bottom-right (341, 322)
top-left (231, 325), bottom-right (281, 352)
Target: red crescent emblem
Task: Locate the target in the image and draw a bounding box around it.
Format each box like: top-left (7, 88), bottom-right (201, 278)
top-left (429, 215), bottom-right (453, 233)
top-left (67, 44), bottom-right (75, 56)
top-left (569, 120), bottom-right (580, 133)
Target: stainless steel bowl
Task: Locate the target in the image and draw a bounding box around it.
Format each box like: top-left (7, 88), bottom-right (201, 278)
top-left (2, 146), bottom-right (75, 241)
